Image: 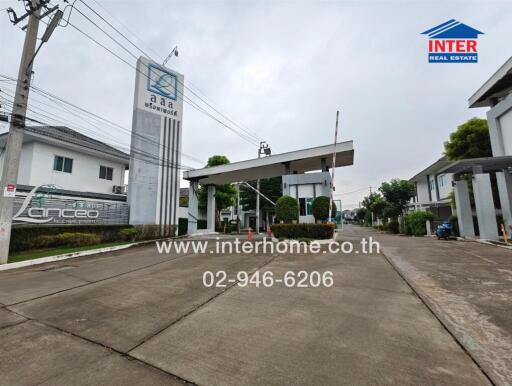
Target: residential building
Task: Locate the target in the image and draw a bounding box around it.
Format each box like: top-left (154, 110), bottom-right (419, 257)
top-left (0, 126), bottom-right (130, 225)
top-left (409, 157), bottom-right (454, 220)
top-left (468, 55), bottom-right (512, 237)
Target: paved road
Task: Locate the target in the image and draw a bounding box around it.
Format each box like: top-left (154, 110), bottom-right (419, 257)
top-left (366, 227), bottom-right (512, 386)
top-left (0, 228), bottom-right (492, 385)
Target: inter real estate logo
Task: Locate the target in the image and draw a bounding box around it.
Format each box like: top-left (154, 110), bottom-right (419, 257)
top-left (421, 19), bottom-right (483, 63)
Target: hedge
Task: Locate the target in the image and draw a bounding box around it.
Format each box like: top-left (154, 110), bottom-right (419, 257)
top-left (272, 223), bottom-right (335, 239)
top-left (403, 211), bottom-right (435, 236)
top-left (312, 196), bottom-right (336, 222)
top-left (275, 196), bottom-right (299, 223)
top-left (10, 224), bottom-right (176, 253)
top-left (34, 233), bottom-right (102, 249)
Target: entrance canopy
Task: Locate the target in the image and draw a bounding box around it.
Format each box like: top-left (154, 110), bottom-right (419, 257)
top-left (183, 141), bottom-right (354, 184)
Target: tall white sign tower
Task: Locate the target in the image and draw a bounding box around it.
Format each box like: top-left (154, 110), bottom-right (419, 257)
top-left (128, 57), bottom-right (184, 236)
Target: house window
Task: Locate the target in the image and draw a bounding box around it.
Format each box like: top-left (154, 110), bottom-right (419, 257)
top-left (299, 198), bottom-right (306, 216)
top-left (430, 180), bottom-right (435, 191)
top-left (53, 155), bottom-right (73, 173)
top-left (99, 165), bottom-right (113, 180)
top-left (438, 174), bottom-right (446, 187)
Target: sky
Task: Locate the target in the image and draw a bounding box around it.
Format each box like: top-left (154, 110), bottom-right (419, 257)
top-left (1, 0), bottom-right (511, 209)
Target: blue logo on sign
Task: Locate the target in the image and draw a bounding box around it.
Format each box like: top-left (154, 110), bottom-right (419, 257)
top-left (421, 20), bottom-right (484, 63)
top-left (147, 64), bottom-right (178, 100)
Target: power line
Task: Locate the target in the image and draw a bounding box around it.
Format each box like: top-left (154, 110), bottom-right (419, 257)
top-left (89, 0), bottom-right (163, 61)
top-left (0, 75), bottom-right (204, 166)
top-left (79, 0), bottom-right (263, 144)
top-left (1, 101), bottom-right (192, 170)
top-left (0, 82), bottom-right (197, 169)
top-left (60, 15), bottom-right (260, 146)
top-left (81, 0), bottom-right (261, 145)
top-left (64, 1), bottom-right (262, 146)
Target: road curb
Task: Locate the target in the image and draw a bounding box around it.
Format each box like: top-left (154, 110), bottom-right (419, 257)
top-left (0, 243), bottom-right (136, 272)
top-left (380, 246), bottom-right (498, 386)
top-left (1, 236), bottom-right (185, 272)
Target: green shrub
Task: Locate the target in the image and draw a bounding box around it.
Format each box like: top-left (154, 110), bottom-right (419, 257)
top-left (10, 223), bottom-right (177, 253)
top-left (34, 232), bottom-right (101, 249)
top-left (387, 220), bottom-right (399, 234)
top-left (197, 219), bottom-right (207, 230)
top-left (403, 211), bottom-right (435, 236)
top-left (272, 223), bottom-right (334, 239)
top-left (10, 225), bottom-right (132, 253)
top-left (275, 195), bottom-right (299, 223)
top-left (312, 196), bottom-right (336, 222)
top-left (119, 227), bottom-right (141, 241)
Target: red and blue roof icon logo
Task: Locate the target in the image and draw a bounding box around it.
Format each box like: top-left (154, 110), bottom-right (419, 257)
top-left (421, 20), bottom-right (484, 63)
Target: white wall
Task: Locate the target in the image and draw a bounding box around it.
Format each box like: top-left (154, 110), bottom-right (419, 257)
top-left (500, 108), bottom-right (512, 155)
top-left (20, 141), bottom-right (126, 194)
top-left (416, 179), bottom-right (430, 204)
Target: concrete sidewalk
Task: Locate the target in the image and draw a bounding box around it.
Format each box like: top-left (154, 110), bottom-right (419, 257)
top-left (0, 233), bottom-right (491, 385)
top-left (365, 226), bottom-right (512, 386)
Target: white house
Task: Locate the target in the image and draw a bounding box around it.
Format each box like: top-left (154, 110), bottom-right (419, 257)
top-left (0, 126), bottom-right (128, 194)
top-left (409, 157), bottom-right (454, 220)
top-left (0, 126), bottom-right (130, 225)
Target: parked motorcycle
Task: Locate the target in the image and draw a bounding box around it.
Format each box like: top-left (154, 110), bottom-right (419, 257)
top-left (436, 222), bottom-right (452, 240)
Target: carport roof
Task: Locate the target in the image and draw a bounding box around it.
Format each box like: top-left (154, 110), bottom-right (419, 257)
top-left (183, 141), bottom-right (354, 184)
top-left (436, 156), bottom-right (512, 174)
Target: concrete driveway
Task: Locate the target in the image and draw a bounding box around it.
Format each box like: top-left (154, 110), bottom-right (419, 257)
top-left (0, 228), bottom-right (491, 386)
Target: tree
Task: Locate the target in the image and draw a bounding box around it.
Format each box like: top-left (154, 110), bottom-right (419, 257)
top-left (198, 155), bottom-right (237, 225)
top-left (444, 118), bottom-right (492, 160)
top-left (355, 207), bottom-right (367, 223)
top-left (240, 177), bottom-right (282, 214)
top-left (370, 196), bottom-right (389, 221)
top-left (379, 179), bottom-right (416, 218)
top-left (275, 195), bottom-right (299, 223)
top-left (312, 196), bottom-right (337, 222)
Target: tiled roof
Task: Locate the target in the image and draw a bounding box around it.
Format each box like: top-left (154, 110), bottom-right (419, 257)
top-left (24, 125), bottom-right (129, 161)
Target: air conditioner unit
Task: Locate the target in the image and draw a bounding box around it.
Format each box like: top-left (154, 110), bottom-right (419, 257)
top-left (112, 185), bottom-right (126, 194)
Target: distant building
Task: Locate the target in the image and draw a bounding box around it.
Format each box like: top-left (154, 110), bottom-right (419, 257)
top-left (409, 157), bottom-right (454, 220)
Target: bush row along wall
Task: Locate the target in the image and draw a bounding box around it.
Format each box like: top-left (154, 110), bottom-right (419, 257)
top-left (10, 224), bottom-right (176, 253)
top-left (272, 223), bottom-right (335, 240)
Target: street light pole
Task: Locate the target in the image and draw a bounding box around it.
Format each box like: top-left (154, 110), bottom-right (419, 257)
top-left (256, 141), bottom-right (271, 235)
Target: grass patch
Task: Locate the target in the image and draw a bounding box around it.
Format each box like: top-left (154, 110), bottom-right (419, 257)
top-left (8, 241), bottom-right (131, 264)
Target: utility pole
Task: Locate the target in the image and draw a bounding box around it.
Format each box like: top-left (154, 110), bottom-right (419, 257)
top-left (256, 141), bottom-right (271, 234)
top-left (328, 111), bottom-right (339, 225)
top-left (0, 1), bottom-right (58, 264)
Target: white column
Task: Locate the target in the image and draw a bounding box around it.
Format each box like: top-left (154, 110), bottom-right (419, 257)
top-left (207, 185), bottom-right (216, 232)
top-left (454, 180), bottom-right (475, 238)
top-left (473, 173), bottom-right (498, 241)
top-left (187, 180), bottom-right (199, 235)
top-left (496, 171), bottom-right (512, 232)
